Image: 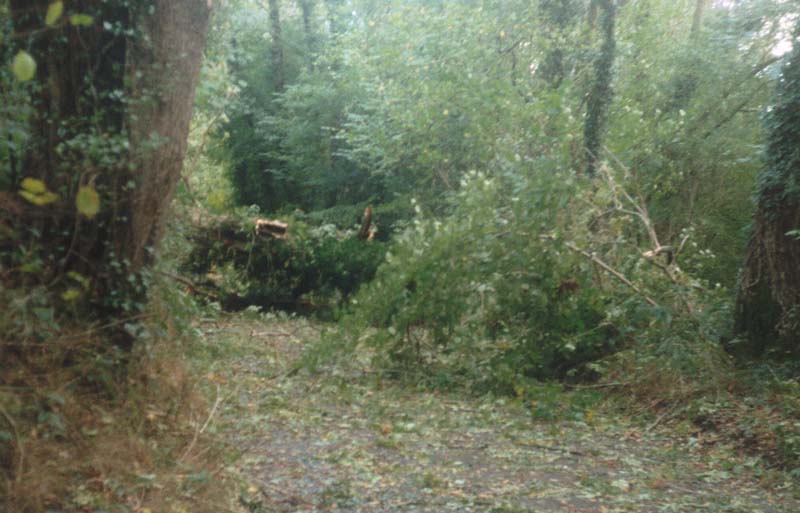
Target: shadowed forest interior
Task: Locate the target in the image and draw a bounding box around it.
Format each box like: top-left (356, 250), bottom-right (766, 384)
top-left (1, 1), bottom-right (800, 512)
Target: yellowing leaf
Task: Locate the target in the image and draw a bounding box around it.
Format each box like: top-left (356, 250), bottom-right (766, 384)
top-left (45, 1), bottom-right (64, 26)
top-left (69, 14), bottom-right (94, 27)
top-left (67, 271), bottom-right (90, 290)
top-left (19, 177), bottom-right (57, 205)
top-left (39, 191), bottom-right (59, 204)
top-left (11, 51), bottom-right (36, 82)
top-left (21, 178), bottom-right (47, 194)
top-left (76, 186), bottom-right (100, 218)
top-left (61, 288), bottom-right (81, 302)
top-left (20, 190), bottom-right (58, 206)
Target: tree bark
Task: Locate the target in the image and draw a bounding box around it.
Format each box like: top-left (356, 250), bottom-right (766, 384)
top-left (734, 22), bottom-right (800, 355)
top-left (299, 0), bottom-right (316, 71)
top-left (126, 1), bottom-right (213, 272)
top-left (268, 0), bottom-right (285, 92)
top-left (690, 0), bottom-right (708, 40)
top-left (583, 0), bottom-right (617, 176)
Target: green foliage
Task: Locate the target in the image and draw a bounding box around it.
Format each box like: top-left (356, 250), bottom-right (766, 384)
top-left (182, 211), bottom-right (385, 313)
top-left (334, 170), bottom-right (613, 390)
top-left (308, 152), bottom-right (741, 403)
top-left (759, 18), bottom-right (800, 212)
top-left (299, 197), bottom-right (415, 240)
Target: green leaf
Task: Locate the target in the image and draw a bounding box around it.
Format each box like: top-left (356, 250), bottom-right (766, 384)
top-left (76, 186), bottom-right (101, 218)
top-left (45, 1), bottom-right (64, 26)
top-left (11, 51), bottom-right (36, 82)
top-left (33, 307), bottom-right (54, 322)
top-left (61, 288), bottom-right (81, 302)
top-left (69, 14), bottom-right (94, 27)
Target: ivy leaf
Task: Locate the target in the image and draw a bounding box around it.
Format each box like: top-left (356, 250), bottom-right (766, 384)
top-left (45, 1), bottom-right (64, 26)
top-left (11, 51), bottom-right (36, 82)
top-left (76, 186), bottom-right (101, 218)
top-left (69, 14), bottom-right (94, 27)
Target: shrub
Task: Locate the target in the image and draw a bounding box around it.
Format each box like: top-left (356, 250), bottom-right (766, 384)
top-left (326, 169), bottom-right (619, 392)
top-left (312, 162), bottom-right (735, 401)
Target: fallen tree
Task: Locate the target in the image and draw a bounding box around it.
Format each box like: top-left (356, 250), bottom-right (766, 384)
top-left (181, 214), bottom-right (385, 313)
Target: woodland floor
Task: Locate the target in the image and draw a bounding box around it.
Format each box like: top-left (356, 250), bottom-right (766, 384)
top-left (196, 315), bottom-right (800, 513)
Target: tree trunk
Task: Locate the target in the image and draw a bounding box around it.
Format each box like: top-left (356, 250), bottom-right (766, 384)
top-left (326, 0), bottom-right (345, 37)
top-left (126, 1), bottom-right (213, 272)
top-left (690, 0), bottom-right (708, 40)
top-left (734, 22), bottom-right (800, 356)
top-left (299, 0), bottom-right (316, 71)
top-left (268, 0), bottom-right (285, 92)
top-left (583, 0), bottom-right (617, 176)
top-left (537, 0), bottom-right (579, 88)
top-left (4, 0), bottom-right (211, 349)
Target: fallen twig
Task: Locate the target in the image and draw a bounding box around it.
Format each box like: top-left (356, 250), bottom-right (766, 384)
top-left (512, 438), bottom-right (586, 457)
top-left (250, 330), bottom-right (293, 338)
top-left (179, 384), bottom-right (224, 463)
top-left (568, 382), bottom-right (629, 390)
top-left (159, 271), bottom-right (219, 301)
top-left (558, 237), bottom-right (660, 308)
top-left (646, 404), bottom-right (679, 433)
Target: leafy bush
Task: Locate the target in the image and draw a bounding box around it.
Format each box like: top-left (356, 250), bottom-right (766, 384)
top-left (321, 169), bottom-right (618, 391)
top-left (298, 197), bottom-right (416, 241)
top-left (311, 162), bottom-right (736, 401)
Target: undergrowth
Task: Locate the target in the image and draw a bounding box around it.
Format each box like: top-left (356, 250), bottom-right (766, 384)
top-left (0, 279), bottom-right (234, 513)
top-left (302, 162), bottom-right (800, 476)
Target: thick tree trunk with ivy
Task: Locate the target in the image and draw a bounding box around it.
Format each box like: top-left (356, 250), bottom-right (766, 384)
top-left (734, 26), bottom-right (800, 356)
top-left (4, 0), bottom-right (210, 349)
top-left (583, 0), bottom-right (616, 176)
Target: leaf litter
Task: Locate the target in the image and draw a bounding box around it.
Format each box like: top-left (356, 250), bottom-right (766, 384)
top-left (198, 315), bottom-right (799, 513)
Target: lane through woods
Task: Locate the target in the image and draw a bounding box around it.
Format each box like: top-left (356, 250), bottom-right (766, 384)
top-left (197, 315), bottom-right (799, 513)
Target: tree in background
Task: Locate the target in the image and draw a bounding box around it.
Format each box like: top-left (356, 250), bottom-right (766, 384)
top-left (583, 0), bottom-right (617, 176)
top-left (735, 21), bottom-right (800, 355)
top-left (537, 0), bottom-right (583, 89)
top-left (268, 0), bottom-right (286, 92)
top-left (299, 0), bottom-right (317, 70)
